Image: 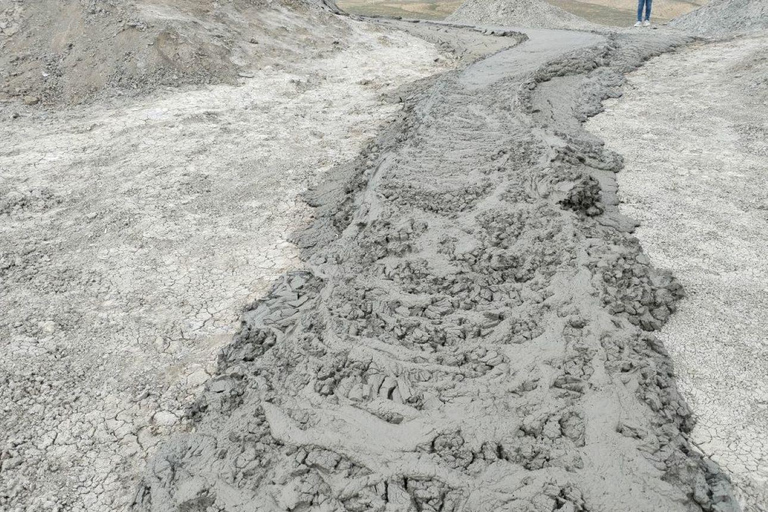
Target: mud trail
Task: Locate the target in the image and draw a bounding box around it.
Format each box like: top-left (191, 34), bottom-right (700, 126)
top-left (137, 24), bottom-right (741, 512)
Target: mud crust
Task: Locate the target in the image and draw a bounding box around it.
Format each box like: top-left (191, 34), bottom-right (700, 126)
top-left (136, 27), bottom-right (741, 512)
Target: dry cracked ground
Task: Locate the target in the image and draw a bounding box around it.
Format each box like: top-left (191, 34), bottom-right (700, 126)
top-left (0, 21), bottom-right (448, 511)
top-left (588, 33), bottom-right (768, 511)
top-left (1, 7), bottom-right (767, 512)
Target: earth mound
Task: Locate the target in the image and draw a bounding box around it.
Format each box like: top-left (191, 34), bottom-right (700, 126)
top-left (0, 0), bottom-right (349, 105)
top-left (671, 0), bottom-right (768, 36)
top-left (447, 0), bottom-right (597, 31)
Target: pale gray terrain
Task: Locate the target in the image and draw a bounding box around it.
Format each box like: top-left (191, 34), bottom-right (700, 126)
top-left (0, 18), bottom-right (448, 512)
top-left (1, 0), bottom-right (765, 511)
top-left (671, 0), bottom-right (768, 36)
top-left (588, 33), bottom-right (768, 511)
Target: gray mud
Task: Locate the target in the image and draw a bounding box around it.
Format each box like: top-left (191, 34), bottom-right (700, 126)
top-left (135, 25), bottom-right (742, 512)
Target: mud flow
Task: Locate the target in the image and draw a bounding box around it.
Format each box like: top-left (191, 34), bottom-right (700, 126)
top-left (136, 24), bottom-right (742, 512)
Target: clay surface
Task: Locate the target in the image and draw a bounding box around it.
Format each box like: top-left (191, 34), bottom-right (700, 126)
top-left (588, 34), bottom-right (768, 511)
top-left (0, 18), bottom-right (447, 512)
top-left (136, 24), bottom-right (741, 512)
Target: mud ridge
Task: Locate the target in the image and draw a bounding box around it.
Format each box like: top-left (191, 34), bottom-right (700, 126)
top-left (136, 27), bottom-right (741, 512)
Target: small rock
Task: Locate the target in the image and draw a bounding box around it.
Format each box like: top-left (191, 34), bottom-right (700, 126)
top-left (153, 411), bottom-right (178, 426)
top-left (23, 96), bottom-right (39, 106)
top-left (186, 370), bottom-right (209, 388)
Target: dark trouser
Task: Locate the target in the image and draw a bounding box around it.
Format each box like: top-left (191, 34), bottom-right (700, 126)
top-left (637, 0), bottom-right (652, 21)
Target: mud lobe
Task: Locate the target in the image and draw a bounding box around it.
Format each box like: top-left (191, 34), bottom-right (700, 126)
top-left (136, 27), bottom-right (741, 512)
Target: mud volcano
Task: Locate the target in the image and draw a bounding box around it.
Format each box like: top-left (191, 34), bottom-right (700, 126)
top-left (447, 0), bottom-right (597, 31)
top-left (0, 0), bottom-right (349, 104)
top-left (135, 23), bottom-right (741, 512)
top-left (671, 0), bottom-right (768, 36)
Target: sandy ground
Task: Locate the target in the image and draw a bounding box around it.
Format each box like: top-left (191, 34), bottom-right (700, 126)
top-left (0, 21), bottom-right (446, 511)
top-left (587, 34), bottom-right (768, 511)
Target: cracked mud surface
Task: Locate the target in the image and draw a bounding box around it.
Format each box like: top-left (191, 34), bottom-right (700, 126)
top-left (0, 21), bottom-right (447, 511)
top-left (137, 25), bottom-right (743, 512)
top-left (588, 34), bottom-right (768, 511)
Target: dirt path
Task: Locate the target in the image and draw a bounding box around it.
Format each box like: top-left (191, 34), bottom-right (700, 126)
top-left (137, 26), bottom-right (741, 512)
top-left (0, 22), bottom-right (446, 511)
top-left (587, 34), bottom-right (768, 511)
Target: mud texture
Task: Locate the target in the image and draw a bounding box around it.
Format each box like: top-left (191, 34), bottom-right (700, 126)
top-left (671, 0), bottom-right (768, 37)
top-left (447, 0), bottom-right (598, 31)
top-left (136, 25), bottom-right (741, 512)
top-left (0, 0), bottom-right (348, 105)
top-left (360, 17), bottom-right (529, 64)
top-left (0, 16), bottom-right (449, 512)
top-left (588, 34), bottom-right (768, 511)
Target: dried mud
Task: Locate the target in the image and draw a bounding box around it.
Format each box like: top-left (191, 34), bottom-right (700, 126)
top-left (447, 0), bottom-right (598, 31)
top-left (0, 0), bottom-right (348, 105)
top-left (0, 15), bottom-right (449, 512)
top-left (670, 0), bottom-right (768, 37)
top-left (588, 34), bottom-right (768, 511)
top-left (136, 24), bottom-right (741, 512)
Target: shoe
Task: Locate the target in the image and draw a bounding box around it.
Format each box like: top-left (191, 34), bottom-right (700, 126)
top-left (634, 21), bottom-right (642, 27)
top-left (643, 20), bottom-right (651, 26)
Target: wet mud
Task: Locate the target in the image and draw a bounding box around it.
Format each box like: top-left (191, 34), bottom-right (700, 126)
top-left (135, 25), bottom-right (742, 512)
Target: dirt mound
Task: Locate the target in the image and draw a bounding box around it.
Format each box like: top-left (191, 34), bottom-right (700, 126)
top-left (447, 0), bottom-right (597, 31)
top-left (0, 0), bottom-right (348, 105)
top-left (671, 0), bottom-right (768, 36)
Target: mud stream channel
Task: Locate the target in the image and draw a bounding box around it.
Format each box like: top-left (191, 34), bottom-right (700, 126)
top-left (136, 23), bottom-right (742, 512)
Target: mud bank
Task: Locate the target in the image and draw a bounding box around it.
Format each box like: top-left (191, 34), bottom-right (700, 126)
top-left (588, 34), bottom-right (768, 511)
top-left (137, 27), bottom-right (741, 512)
top-left (0, 20), bottom-right (447, 512)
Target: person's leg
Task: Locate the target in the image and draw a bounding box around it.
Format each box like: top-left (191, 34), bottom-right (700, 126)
top-left (645, 0), bottom-right (653, 21)
top-left (637, 0), bottom-right (644, 22)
